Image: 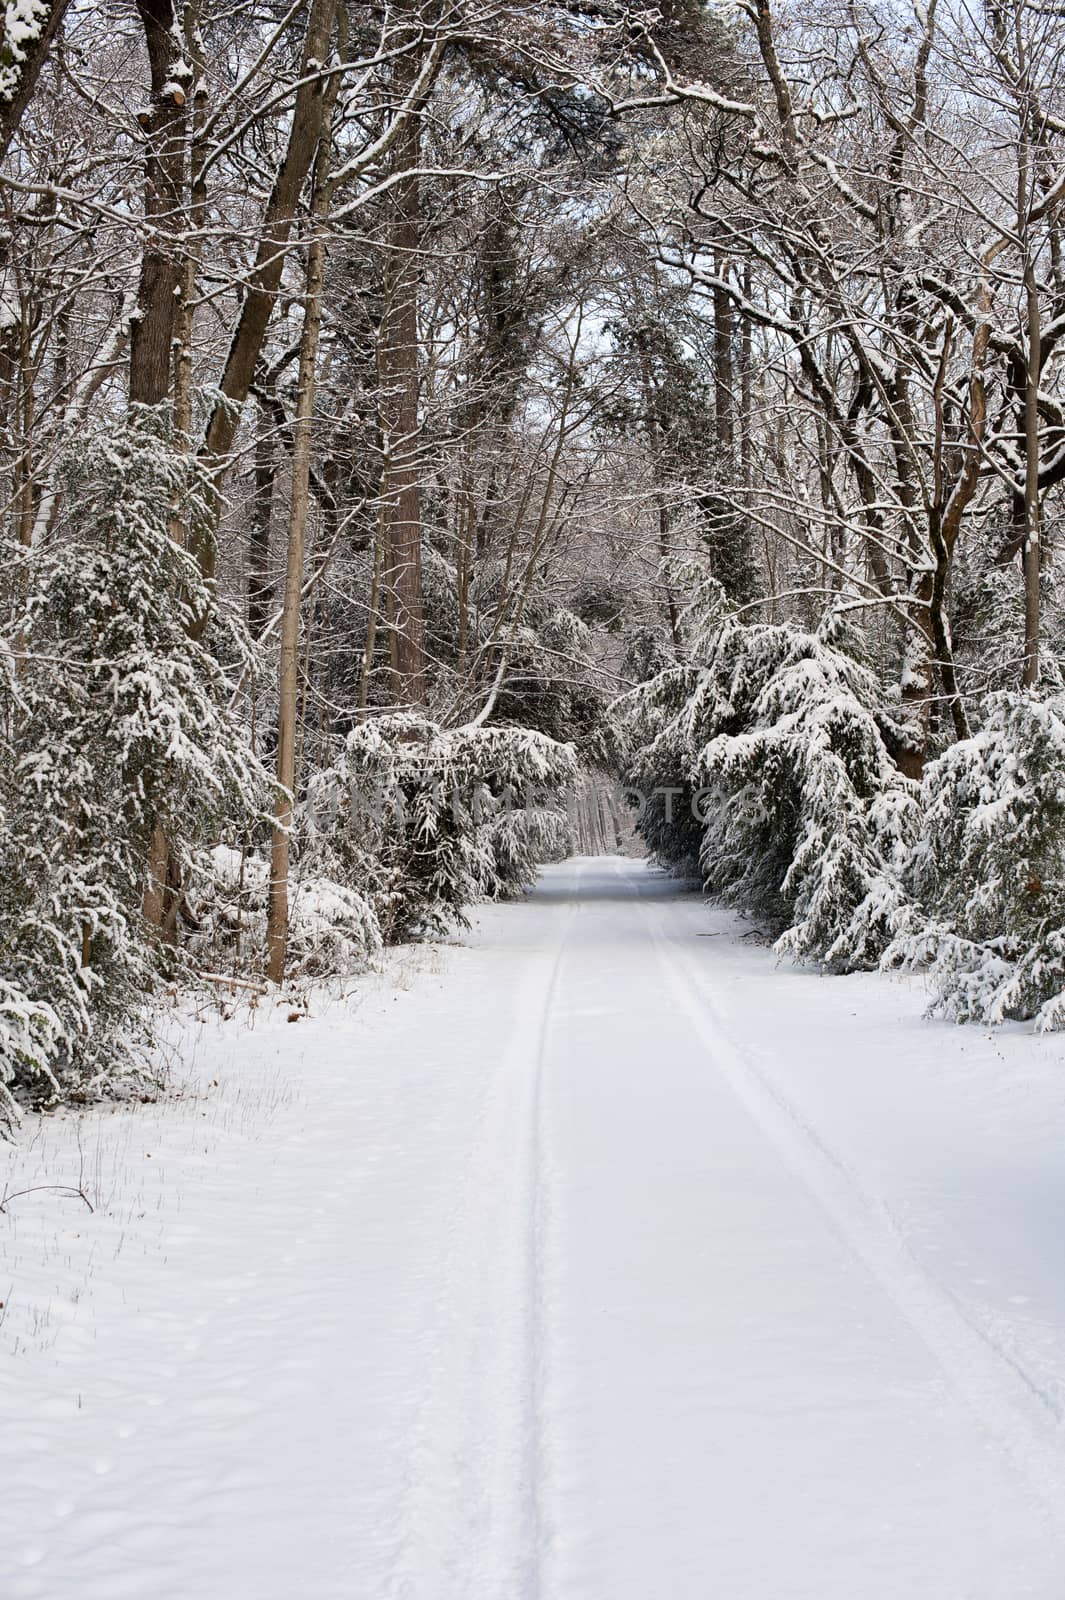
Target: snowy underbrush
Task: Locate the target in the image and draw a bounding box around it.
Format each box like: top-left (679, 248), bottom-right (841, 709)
top-left (620, 580), bottom-right (1065, 1027)
top-left (620, 586), bottom-right (920, 970)
top-left (185, 716), bottom-right (577, 980)
top-left (0, 412), bottom-right (270, 1134)
top-left (0, 409), bottom-right (580, 1132)
top-left (697, 626), bottom-right (919, 970)
top-left (187, 847), bottom-right (383, 980)
top-left (886, 692), bottom-right (1065, 1028)
top-left (302, 714), bottom-right (578, 942)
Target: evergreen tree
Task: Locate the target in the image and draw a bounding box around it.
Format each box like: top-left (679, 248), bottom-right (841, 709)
top-left (0, 411), bottom-right (269, 1127)
top-left (887, 690), bottom-right (1065, 1028)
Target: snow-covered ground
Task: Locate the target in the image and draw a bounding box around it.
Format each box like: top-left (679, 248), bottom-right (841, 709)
top-left (3, 856), bottom-right (1065, 1598)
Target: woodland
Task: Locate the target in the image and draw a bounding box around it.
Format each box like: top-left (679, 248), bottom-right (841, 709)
top-left (2, 0), bottom-right (1065, 1126)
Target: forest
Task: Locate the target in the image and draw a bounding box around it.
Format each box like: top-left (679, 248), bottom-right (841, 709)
top-left (3, 0), bottom-right (1065, 1129)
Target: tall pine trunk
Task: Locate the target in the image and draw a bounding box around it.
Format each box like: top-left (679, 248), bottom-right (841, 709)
top-left (135, 0), bottom-right (189, 940)
top-left (129, 0), bottom-right (189, 407)
top-left (265, 143), bottom-right (333, 983)
top-left (379, 53), bottom-right (426, 704)
top-left (196, 0), bottom-right (339, 582)
top-left (1021, 255), bottom-right (1042, 687)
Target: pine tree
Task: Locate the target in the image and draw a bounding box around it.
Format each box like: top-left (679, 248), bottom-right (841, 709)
top-left (887, 690), bottom-right (1065, 1028)
top-left (620, 579), bottom-right (920, 967)
top-left (0, 409), bottom-right (269, 1128)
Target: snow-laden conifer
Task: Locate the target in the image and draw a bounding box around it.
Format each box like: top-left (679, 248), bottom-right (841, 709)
top-left (886, 690), bottom-right (1065, 1027)
top-left (0, 409), bottom-right (269, 1129)
top-left (305, 714), bottom-right (577, 940)
top-left (620, 578), bottom-right (920, 967)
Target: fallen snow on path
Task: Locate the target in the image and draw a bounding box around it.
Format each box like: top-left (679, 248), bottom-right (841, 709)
top-left (3, 857), bottom-right (1065, 1597)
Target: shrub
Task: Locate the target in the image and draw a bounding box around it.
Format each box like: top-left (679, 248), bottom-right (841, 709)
top-left (618, 582), bottom-right (919, 968)
top-left (304, 714), bottom-right (578, 940)
top-left (886, 691), bottom-right (1065, 1027)
top-left (0, 410), bottom-right (269, 1130)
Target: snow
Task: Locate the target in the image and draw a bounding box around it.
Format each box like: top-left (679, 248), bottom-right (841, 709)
top-left (0, 0), bottom-right (48, 103)
top-left (2, 0), bottom-right (46, 51)
top-left (3, 857), bottom-right (1065, 1597)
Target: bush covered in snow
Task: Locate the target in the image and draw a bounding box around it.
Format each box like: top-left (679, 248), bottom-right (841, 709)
top-left (697, 616), bottom-right (920, 968)
top-left (188, 847), bottom-right (382, 980)
top-left (617, 657), bottom-right (705, 871)
top-left (186, 714), bottom-right (576, 979)
top-left (886, 691), bottom-right (1065, 1027)
top-left (0, 411), bottom-right (269, 1130)
top-left (305, 714), bottom-right (577, 941)
top-left (619, 581), bottom-right (920, 969)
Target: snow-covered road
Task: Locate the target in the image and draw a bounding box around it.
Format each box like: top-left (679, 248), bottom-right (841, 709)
top-left (4, 856), bottom-right (1065, 1597)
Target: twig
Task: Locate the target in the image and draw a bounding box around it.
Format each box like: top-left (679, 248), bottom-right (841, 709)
top-left (197, 969), bottom-right (269, 994)
top-left (0, 1184), bottom-right (94, 1215)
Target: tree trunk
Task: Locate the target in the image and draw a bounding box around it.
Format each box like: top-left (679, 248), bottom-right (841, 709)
top-left (1021, 253), bottom-right (1041, 687)
top-left (739, 261), bottom-right (753, 494)
top-left (197, 0), bottom-right (339, 579)
top-left (171, 6), bottom-right (207, 443)
top-left (135, 0), bottom-right (189, 939)
top-left (129, 0), bottom-right (189, 407)
top-left (265, 143), bottom-right (332, 984)
top-left (249, 400), bottom-right (276, 636)
top-left (713, 259), bottom-right (735, 458)
top-left (886, 375), bottom-right (933, 776)
top-left (637, 340), bottom-right (682, 657)
top-left (0, 0), bottom-right (70, 164)
top-left (379, 54), bottom-right (426, 704)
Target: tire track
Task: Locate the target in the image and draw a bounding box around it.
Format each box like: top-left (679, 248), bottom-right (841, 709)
top-left (384, 868), bottom-right (581, 1600)
top-left (638, 887), bottom-right (1065, 1536)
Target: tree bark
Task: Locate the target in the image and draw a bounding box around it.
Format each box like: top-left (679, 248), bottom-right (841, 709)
top-left (636, 340), bottom-right (682, 657)
top-left (713, 259), bottom-right (735, 458)
top-left (1021, 254), bottom-right (1042, 687)
top-left (248, 400), bottom-right (276, 636)
top-left (197, 0), bottom-right (339, 579)
top-left (0, 0), bottom-right (70, 164)
top-left (135, 0), bottom-right (189, 940)
top-left (265, 133), bottom-right (333, 983)
top-left (378, 55), bottom-right (427, 704)
top-left (129, 0), bottom-right (189, 407)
